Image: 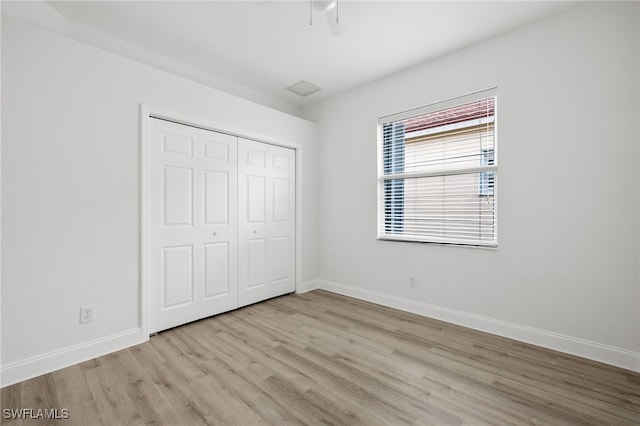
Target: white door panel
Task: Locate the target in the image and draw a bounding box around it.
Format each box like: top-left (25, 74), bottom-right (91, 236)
top-left (246, 175), bottom-right (266, 223)
top-left (272, 178), bottom-right (290, 222)
top-left (162, 245), bottom-right (193, 308)
top-left (246, 238), bottom-right (266, 288)
top-left (203, 242), bottom-right (230, 298)
top-left (149, 118), bottom-right (238, 333)
top-left (272, 236), bottom-right (291, 282)
top-left (247, 148), bottom-right (267, 168)
top-left (162, 166), bottom-right (193, 227)
top-left (203, 170), bottom-right (229, 225)
top-left (162, 132), bottom-right (193, 156)
top-left (272, 153), bottom-right (290, 170)
top-left (238, 138), bottom-right (295, 307)
top-left (203, 139), bottom-right (229, 161)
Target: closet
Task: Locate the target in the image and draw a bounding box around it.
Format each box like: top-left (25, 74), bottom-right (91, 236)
top-left (148, 118), bottom-right (296, 333)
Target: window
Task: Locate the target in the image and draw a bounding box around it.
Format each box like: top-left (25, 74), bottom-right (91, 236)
top-left (479, 148), bottom-right (495, 196)
top-left (377, 89), bottom-right (497, 246)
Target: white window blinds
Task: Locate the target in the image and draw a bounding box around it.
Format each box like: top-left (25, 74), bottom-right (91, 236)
top-left (378, 89), bottom-right (497, 246)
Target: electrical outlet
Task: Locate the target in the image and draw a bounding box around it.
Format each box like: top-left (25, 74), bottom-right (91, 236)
top-left (409, 277), bottom-right (417, 288)
top-left (79, 305), bottom-right (95, 324)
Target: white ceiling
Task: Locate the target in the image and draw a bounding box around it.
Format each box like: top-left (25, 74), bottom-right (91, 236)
top-left (6, 1), bottom-right (574, 114)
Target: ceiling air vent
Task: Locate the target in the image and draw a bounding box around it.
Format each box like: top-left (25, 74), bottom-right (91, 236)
top-left (285, 80), bottom-right (321, 97)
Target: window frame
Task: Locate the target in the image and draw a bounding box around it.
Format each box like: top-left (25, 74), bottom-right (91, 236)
top-left (377, 88), bottom-right (498, 247)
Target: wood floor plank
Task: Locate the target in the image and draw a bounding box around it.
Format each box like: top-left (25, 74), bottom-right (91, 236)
top-left (0, 380), bottom-right (21, 425)
top-left (142, 363), bottom-right (209, 426)
top-left (2, 290), bottom-right (639, 425)
top-left (199, 358), bottom-right (303, 426)
top-left (108, 349), bottom-right (184, 425)
top-left (80, 356), bottom-right (140, 425)
top-left (259, 374), bottom-right (367, 426)
top-left (49, 364), bottom-right (101, 426)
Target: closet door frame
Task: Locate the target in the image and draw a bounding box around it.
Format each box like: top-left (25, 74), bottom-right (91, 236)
top-left (140, 104), bottom-right (303, 338)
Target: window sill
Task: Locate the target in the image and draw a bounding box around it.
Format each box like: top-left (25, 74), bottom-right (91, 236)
top-left (377, 235), bottom-right (498, 249)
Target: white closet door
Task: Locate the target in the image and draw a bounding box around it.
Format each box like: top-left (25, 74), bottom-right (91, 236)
top-left (149, 118), bottom-right (238, 333)
top-left (238, 138), bottom-right (295, 307)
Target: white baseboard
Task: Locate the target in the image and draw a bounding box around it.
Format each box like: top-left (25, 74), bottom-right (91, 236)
top-left (1, 328), bottom-right (146, 388)
top-left (317, 279), bottom-right (640, 373)
top-left (296, 279), bottom-right (321, 294)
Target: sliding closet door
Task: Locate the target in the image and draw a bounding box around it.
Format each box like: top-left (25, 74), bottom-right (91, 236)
top-left (149, 118), bottom-right (238, 333)
top-left (238, 138), bottom-right (296, 307)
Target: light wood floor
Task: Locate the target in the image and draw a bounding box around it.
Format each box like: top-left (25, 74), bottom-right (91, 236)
top-left (2, 290), bottom-right (639, 425)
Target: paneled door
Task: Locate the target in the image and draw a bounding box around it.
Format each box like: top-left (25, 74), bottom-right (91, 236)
top-left (238, 138), bottom-right (296, 307)
top-left (149, 118), bottom-right (238, 333)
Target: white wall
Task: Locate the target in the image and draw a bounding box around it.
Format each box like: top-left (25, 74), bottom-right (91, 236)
top-left (0, 1), bottom-right (302, 117)
top-left (1, 15), bottom-right (317, 385)
top-left (303, 2), bottom-right (640, 370)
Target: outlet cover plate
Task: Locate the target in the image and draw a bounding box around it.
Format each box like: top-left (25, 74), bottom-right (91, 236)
top-left (80, 305), bottom-right (95, 324)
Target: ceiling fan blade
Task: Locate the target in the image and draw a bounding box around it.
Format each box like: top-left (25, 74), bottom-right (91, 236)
top-left (313, 0), bottom-right (336, 13)
top-left (251, 0), bottom-right (276, 6)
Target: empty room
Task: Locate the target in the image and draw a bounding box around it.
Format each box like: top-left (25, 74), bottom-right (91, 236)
top-left (1, 1), bottom-right (639, 424)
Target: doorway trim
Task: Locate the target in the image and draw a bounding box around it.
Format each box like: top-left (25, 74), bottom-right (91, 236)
top-left (140, 104), bottom-right (304, 338)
